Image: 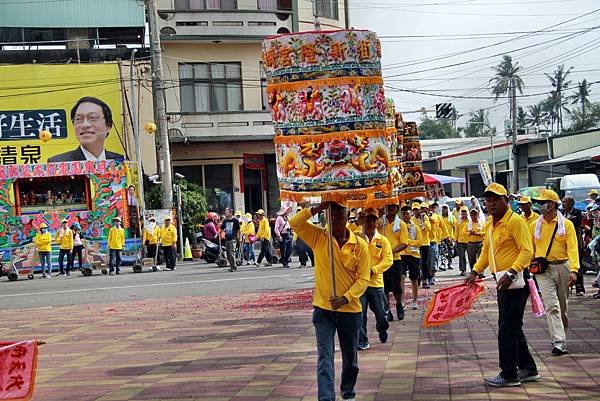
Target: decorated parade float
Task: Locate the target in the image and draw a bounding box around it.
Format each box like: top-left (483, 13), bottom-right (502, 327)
top-left (0, 64), bottom-right (143, 279)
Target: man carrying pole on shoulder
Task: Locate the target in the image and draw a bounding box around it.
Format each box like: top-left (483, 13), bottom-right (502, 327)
top-left (290, 201), bottom-right (370, 401)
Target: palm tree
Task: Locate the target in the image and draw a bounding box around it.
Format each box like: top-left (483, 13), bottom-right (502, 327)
top-left (526, 103), bottom-right (546, 131)
top-left (517, 106), bottom-right (527, 129)
top-left (466, 108), bottom-right (491, 137)
top-left (568, 79), bottom-right (592, 127)
top-left (545, 64), bottom-right (573, 133)
top-left (542, 94), bottom-right (559, 135)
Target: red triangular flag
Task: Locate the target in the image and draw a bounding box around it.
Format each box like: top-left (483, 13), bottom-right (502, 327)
top-left (423, 281), bottom-right (485, 328)
top-left (0, 340), bottom-right (39, 401)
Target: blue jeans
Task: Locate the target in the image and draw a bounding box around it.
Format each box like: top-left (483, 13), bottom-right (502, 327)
top-left (109, 249), bottom-right (121, 273)
top-left (359, 287), bottom-right (389, 348)
top-left (39, 251), bottom-right (51, 275)
top-left (279, 233), bottom-right (293, 266)
top-left (312, 307), bottom-right (361, 401)
top-left (243, 242), bottom-right (255, 262)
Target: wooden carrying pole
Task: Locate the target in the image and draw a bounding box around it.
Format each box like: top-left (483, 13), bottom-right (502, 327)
top-left (326, 205), bottom-right (337, 297)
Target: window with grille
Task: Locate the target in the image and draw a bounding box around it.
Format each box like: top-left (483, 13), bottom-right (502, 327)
top-left (259, 62), bottom-right (269, 111)
top-left (175, 0), bottom-right (237, 10)
top-left (179, 62), bottom-right (243, 113)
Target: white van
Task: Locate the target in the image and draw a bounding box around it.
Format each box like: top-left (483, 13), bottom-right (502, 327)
top-left (559, 174), bottom-right (600, 202)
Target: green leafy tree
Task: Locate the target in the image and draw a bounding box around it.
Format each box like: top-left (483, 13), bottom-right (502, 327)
top-left (464, 108), bottom-right (492, 137)
top-left (568, 79), bottom-right (592, 128)
top-left (568, 101), bottom-right (600, 132)
top-left (526, 103), bottom-right (546, 129)
top-left (146, 180), bottom-right (208, 244)
top-left (545, 64), bottom-right (573, 133)
top-left (541, 94), bottom-right (559, 134)
top-left (418, 114), bottom-right (461, 139)
top-left (489, 55), bottom-right (524, 100)
top-left (517, 106), bottom-right (527, 129)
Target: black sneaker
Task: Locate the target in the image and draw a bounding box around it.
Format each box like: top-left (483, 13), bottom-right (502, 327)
top-left (593, 291), bottom-right (600, 299)
top-left (448, 266), bottom-right (454, 270)
top-left (379, 331), bottom-right (388, 344)
top-left (396, 305), bottom-right (405, 321)
top-left (386, 311), bottom-right (394, 322)
top-left (358, 343), bottom-right (370, 351)
top-left (517, 370), bottom-right (541, 382)
top-left (484, 374), bottom-right (521, 387)
top-left (551, 346), bottom-right (568, 356)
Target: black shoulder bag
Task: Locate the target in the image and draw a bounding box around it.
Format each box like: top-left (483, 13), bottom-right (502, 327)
top-left (529, 223), bottom-right (559, 274)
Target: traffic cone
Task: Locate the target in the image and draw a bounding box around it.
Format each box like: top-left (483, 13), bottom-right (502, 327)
top-left (183, 238), bottom-right (193, 261)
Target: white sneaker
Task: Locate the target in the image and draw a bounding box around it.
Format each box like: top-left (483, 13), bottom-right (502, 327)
top-left (412, 302), bottom-right (418, 310)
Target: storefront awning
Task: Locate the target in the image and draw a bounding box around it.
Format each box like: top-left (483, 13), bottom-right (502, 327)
top-left (532, 145), bottom-right (600, 166)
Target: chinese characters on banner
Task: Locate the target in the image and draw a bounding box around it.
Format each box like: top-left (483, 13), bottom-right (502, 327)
top-left (0, 340), bottom-right (39, 401)
top-left (423, 281), bottom-right (486, 328)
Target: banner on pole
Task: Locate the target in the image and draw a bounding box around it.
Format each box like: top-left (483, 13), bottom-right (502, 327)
top-left (423, 281), bottom-right (485, 327)
top-left (0, 340), bottom-right (39, 401)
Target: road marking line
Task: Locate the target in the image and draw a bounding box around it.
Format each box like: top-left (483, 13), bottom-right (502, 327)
top-left (0, 274), bottom-right (292, 298)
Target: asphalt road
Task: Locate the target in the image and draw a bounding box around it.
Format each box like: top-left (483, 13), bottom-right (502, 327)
top-left (0, 260), bottom-right (317, 310)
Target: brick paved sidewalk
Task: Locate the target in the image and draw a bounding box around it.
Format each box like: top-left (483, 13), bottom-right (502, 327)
top-left (1, 279), bottom-right (599, 401)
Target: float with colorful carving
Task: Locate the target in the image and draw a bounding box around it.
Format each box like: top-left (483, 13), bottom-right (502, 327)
top-left (0, 160), bottom-right (143, 280)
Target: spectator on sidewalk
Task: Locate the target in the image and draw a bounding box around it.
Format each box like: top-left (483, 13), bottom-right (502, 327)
top-left (107, 217), bottom-right (125, 275)
top-left (456, 206), bottom-right (470, 275)
top-left (255, 209), bottom-right (273, 267)
top-left (161, 217), bottom-right (178, 271)
top-left (413, 202), bottom-right (431, 288)
top-left (221, 208), bottom-right (241, 272)
top-left (34, 223), bottom-right (52, 278)
top-left (71, 225), bottom-right (85, 272)
top-left (275, 206), bottom-right (293, 268)
top-left (380, 202), bottom-right (408, 320)
top-left (241, 213), bottom-right (256, 265)
top-left (290, 201), bottom-right (370, 401)
top-left (294, 207), bottom-right (314, 268)
top-left (467, 183), bottom-right (539, 388)
top-left (401, 205), bottom-right (423, 310)
top-left (531, 189), bottom-right (579, 356)
top-left (427, 202), bottom-right (442, 285)
top-left (561, 196), bottom-right (585, 296)
top-left (358, 208), bottom-right (393, 350)
top-left (143, 217), bottom-right (160, 268)
top-left (55, 219), bottom-right (73, 276)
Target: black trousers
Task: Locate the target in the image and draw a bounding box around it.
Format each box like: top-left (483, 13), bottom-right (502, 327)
top-left (497, 286), bottom-right (537, 379)
top-left (420, 245), bottom-right (431, 280)
top-left (70, 245), bottom-right (83, 270)
top-left (257, 239), bottom-right (273, 264)
top-left (146, 243), bottom-right (157, 259)
top-left (58, 249), bottom-right (72, 274)
top-left (162, 246), bottom-right (176, 270)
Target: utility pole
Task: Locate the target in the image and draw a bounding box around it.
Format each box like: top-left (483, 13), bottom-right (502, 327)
top-left (511, 78), bottom-right (518, 193)
top-left (130, 48), bottom-right (146, 228)
top-left (146, 0), bottom-right (173, 209)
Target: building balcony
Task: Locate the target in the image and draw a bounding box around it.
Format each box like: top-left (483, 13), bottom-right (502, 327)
top-left (157, 7), bottom-right (294, 42)
top-left (166, 110), bottom-right (275, 142)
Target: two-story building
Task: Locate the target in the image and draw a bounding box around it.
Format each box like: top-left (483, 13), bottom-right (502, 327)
top-left (157, 0), bottom-right (349, 215)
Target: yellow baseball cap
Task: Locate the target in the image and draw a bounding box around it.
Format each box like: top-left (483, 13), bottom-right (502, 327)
top-left (420, 203), bottom-right (429, 208)
top-left (39, 223), bottom-right (48, 228)
top-left (460, 206), bottom-right (469, 212)
top-left (455, 199), bottom-right (463, 204)
top-left (235, 210), bottom-right (242, 217)
top-left (256, 209), bottom-right (265, 215)
top-left (245, 213), bottom-right (252, 219)
top-left (533, 189), bottom-right (561, 203)
top-left (363, 208), bottom-right (380, 218)
top-left (411, 202), bottom-right (421, 210)
top-left (589, 189), bottom-right (599, 195)
top-left (349, 212), bottom-right (357, 219)
top-left (61, 218), bottom-right (68, 223)
top-left (114, 217), bottom-right (122, 222)
top-left (483, 182), bottom-right (508, 197)
top-left (518, 196), bottom-right (532, 204)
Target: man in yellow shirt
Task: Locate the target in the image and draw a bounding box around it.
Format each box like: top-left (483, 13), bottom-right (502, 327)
top-left (290, 201), bottom-right (370, 401)
top-left (380, 202), bottom-right (408, 320)
top-left (401, 205), bottom-right (423, 310)
top-left (107, 217), bottom-right (125, 275)
top-left (412, 202), bottom-right (431, 288)
top-left (518, 196), bottom-right (539, 226)
top-left (427, 202), bottom-right (442, 285)
top-left (161, 216), bottom-right (178, 270)
top-left (143, 217), bottom-right (160, 267)
top-left (241, 212), bottom-right (257, 265)
top-left (35, 223), bottom-right (53, 278)
top-left (440, 205), bottom-right (457, 271)
top-left (357, 208), bottom-right (393, 350)
top-left (255, 209), bottom-right (273, 267)
top-left (55, 218), bottom-right (73, 276)
top-left (456, 206), bottom-right (470, 275)
top-left (530, 189), bottom-right (579, 356)
top-left (467, 183), bottom-right (538, 387)
top-left (467, 208), bottom-right (485, 271)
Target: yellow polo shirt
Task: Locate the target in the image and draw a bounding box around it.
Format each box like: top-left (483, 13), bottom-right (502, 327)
top-left (413, 215), bottom-right (431, 246)
top-left (143, 227), bottom-right (160, 245)
top-left (530, 216), bottom-right (579, 272)
top-left (468, 222), bottom-right (485, 243)
top-left (401, 220), bottom-right (422, 258)
top-left (290, 208), bottom-right (370, 313)
top-left (256, 217), bottom-right (271, 240)
top-left (456, 219), bottom-right (470, 243)
top-left (380, 216), bottom-right (408, 260)
top-left (441, 215), bottom-right (458, 240)
top-left (429, 213), bottom-right (442, 243)
top-left (523, 211), bottom-right (540, 226)
top-left (347, 221), bottom-right (361, 233)
top-left (161, 225), bottom-right (177, 247)
top-left (108, 227), bottom-right (125, 250)
top-left (473, 209), bottom-right (533, 274)
top-left (34, 231), bottom-right (52, 252)
top-left (55, 228), bottom-right (73, 250)
top-left (242, 222), bottom-right (255, 243)
top-left (360, 231), bottom-right (393, 288)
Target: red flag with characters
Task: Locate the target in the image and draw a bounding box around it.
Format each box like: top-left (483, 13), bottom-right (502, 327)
top-left (0, 340), bottom-right (39, 401)
top-left (423, 281), bottom-right (486, 328)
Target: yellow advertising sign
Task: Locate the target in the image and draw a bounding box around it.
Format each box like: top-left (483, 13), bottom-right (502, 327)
top-left (0, 64), bottom-right (125, 165)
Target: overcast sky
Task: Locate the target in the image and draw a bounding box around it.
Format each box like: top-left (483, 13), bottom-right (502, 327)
top-left (347, 0), bottom-right (600, 133)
